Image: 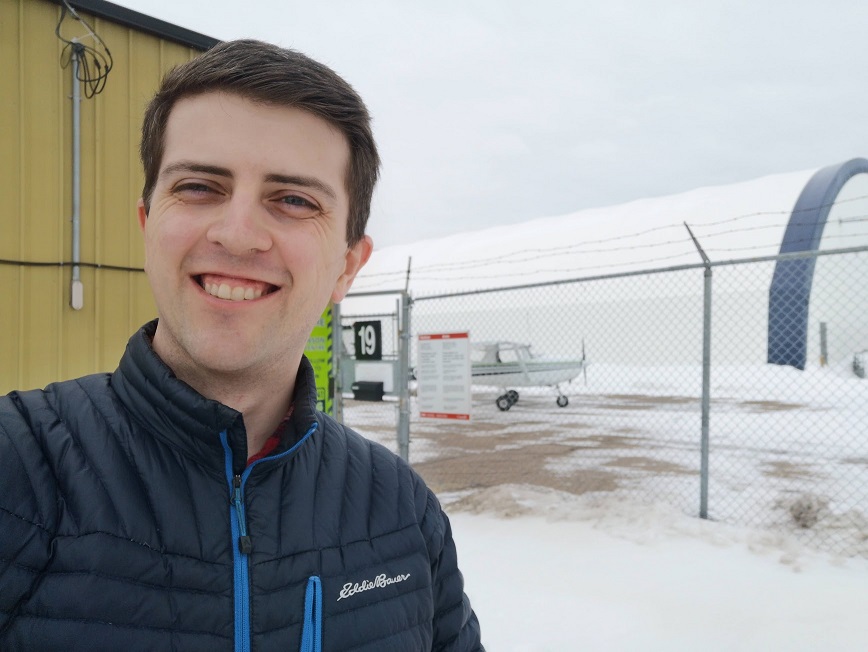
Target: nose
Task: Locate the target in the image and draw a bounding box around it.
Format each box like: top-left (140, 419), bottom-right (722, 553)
top-left (206, 192), bottom-right (273, 255)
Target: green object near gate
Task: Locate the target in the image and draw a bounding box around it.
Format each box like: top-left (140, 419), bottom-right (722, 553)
top-left (304, 306), bottom-right (333, 416)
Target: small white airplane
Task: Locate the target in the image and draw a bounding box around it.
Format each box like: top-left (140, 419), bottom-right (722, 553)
top-left (471, 341), bottom-right (587, 410)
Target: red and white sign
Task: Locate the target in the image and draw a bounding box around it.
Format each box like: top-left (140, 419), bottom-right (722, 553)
top-left (417, 332), bottom-right (471, 421)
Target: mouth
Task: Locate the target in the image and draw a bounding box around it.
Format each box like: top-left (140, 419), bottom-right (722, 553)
top-left (195, 273), bottom-right (279, 302)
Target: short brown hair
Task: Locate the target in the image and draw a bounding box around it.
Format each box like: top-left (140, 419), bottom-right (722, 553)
top-left (140, 39), bottom-right (379, 246)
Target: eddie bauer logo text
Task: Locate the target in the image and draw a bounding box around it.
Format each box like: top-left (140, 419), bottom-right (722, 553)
top-left (337, 572), bottom-right (411, 601)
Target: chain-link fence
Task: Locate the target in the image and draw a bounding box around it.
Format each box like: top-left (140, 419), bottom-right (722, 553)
top-left (339, 247), bottom-right (868, 557)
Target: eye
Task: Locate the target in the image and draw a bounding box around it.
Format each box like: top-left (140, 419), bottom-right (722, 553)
top-left (174, 182), bottom-right (215, 196)
top-left (279, 195), bottom-right (316, 208)
top-left (275, 193), bottom-right (320, 218)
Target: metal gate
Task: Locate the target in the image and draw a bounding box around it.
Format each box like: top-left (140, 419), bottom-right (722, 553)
top-left (334, 290), bottom-right (412, 460)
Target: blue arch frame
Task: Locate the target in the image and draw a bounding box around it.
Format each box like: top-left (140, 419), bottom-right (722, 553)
top-left (768, 157), bottom-right (868, 369)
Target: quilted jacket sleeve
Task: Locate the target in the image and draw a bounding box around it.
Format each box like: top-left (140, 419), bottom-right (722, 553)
top-left (0, 395), bottom-right (57, 633)
top-left (420, 488), bottom-right (484, 652)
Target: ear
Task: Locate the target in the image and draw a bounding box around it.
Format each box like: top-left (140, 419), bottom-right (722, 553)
top-left (331, 235), bottom-right (373, 303)
top-left (136, 198), bottom-right (150, 272)
top-left (137, 198), bottom-right (148, 232)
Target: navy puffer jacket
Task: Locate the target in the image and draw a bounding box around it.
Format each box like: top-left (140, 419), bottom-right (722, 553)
top-left (0, 321), bottom-right (483, 651)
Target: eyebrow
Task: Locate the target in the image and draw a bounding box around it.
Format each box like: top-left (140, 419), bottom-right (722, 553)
top-left (161, 161), bottom-right (232, 178)
top-left (160, 161), bottom-right (338, 200)
top-left (265, 173), bottom-right (337, 201)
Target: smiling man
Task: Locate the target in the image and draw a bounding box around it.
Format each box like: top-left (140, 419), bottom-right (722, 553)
top-left (141, 93), bottom-right (364, 452)
top-left (0, 40), bottom-right (483, 651)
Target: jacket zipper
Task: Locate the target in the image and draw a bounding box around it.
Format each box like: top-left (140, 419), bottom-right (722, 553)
top-left (300, 576), bottom-right (323, 652)
top-left (221, 432), bottom-right (251, 652)
top-left (220, 422), bottom-right (319, 652)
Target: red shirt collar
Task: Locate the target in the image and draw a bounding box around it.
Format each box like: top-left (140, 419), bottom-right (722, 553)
top-left (246, 404), bottom-right (294, 466)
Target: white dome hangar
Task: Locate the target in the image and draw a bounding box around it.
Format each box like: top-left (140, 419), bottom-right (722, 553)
top-left (357, 159), bottom-right (868, 371)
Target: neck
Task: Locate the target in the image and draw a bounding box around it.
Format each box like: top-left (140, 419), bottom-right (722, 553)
top-left (151, 331), bottom-right (298, 457)
top-left (196, 374), bottom-right (294, 456)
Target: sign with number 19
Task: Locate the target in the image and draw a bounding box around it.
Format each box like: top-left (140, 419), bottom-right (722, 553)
top-left (353, 321), bottom-right (382, 360)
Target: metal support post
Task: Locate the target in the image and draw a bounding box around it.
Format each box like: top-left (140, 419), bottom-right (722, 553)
top-left (332, 302), bottom-right (343, 423)
top-left (397, 291), bottom-right (412, 462)
top-left (685, 223), bottom-right (712, 519)
top-left (699, 264), bottom-right (712, 518)
top-left (819, 322), bottom-right (828, 367)
top-left (70, 44), bottom-right (84, 310)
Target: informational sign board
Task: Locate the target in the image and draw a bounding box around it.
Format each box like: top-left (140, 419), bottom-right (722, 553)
top-left (304, 306), bottom-right (333, 415)
top-left (353, 320), bottom-right (382, 360)
top-left (417, 332), bottom-right (471, 420)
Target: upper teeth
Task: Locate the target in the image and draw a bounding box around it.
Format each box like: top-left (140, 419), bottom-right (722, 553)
top-left (204, 282), bottom-right (263, 301)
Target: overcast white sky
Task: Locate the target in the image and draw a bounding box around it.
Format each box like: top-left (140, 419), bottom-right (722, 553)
top-left (113, 0), bottom-right (868, 247)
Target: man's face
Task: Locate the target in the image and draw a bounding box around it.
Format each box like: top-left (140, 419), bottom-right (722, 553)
top-left (138, 92), bottom-right (372, 379)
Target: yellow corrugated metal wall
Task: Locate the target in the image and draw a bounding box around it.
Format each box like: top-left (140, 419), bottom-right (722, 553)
top-left (0, 0), bottom-right (202, 393)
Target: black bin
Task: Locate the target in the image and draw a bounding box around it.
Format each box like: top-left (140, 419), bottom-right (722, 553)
top-left (351, 381), bottom-right (384, 401)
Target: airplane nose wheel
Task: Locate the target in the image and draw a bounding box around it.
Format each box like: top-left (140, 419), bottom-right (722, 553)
top-left (556, 395), bottom-right (569, 408)
top-left (496, 390), bottom-right (520, 411)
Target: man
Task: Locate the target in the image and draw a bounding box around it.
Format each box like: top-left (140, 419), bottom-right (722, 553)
top-left (0, 40), bottom-right (483, 651)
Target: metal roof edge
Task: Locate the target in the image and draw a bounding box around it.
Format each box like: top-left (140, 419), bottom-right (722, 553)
top-left (50, 0), bottom-right (220, 51)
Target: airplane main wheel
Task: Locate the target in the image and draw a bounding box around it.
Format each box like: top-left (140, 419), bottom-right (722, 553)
top-left (507, 390), bottom-right (519, 404)
top-left (496, 395), bottom-right (512, 411)
top-left (556, 395), bottom-right (569, 408)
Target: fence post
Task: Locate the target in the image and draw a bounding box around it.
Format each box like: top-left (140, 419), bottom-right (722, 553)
top-left (699, 263), bottom-right (712, 519)
top-left (685, 224), bottom-right (713, 519)
top-left (397, 292), bottom-right (412, 462)
top-left (332, 301), bottom-right (343, 423)
top-left (819, 322), bottom-right (828, 366)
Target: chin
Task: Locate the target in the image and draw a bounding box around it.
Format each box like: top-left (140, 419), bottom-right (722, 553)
top-left (184, 340), bottom-right (265, 376)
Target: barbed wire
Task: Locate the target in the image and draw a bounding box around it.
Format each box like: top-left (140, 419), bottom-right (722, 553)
top-left (352, 229), bottom-right (868, 288)
top-left (362, 214), bottom-right (868, 278)
top-left (358, 196), bottom-right (868, 281)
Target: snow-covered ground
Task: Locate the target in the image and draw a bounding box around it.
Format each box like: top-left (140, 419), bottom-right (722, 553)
top-left (448, 487), bottom-right (868, 651)
top-left (340, 354), bottom-right (868, 648)
top-left (346, 360), bottom-right (868, 557)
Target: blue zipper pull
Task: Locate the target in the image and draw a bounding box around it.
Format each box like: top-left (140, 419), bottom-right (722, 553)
top-left (233, 475), bottom-right (253, 555)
